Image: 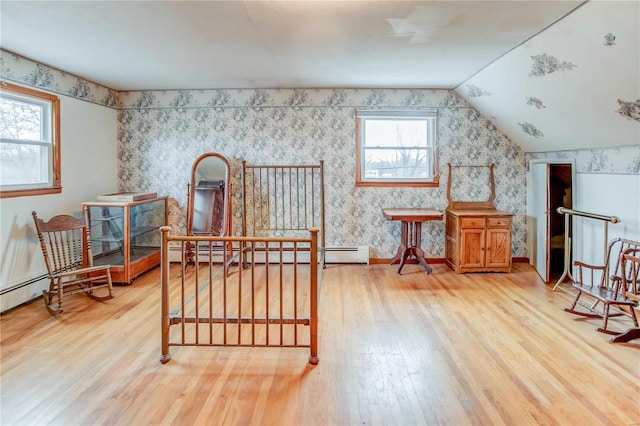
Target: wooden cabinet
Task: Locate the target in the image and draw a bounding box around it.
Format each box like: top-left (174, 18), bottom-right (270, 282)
top-left (83, 196), bottom-right (168, 284)
top-left (445, 209), bottom-right (513, 273)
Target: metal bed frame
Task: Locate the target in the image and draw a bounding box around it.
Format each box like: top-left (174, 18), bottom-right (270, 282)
top-left (160, 161), bottom-right (326, 364)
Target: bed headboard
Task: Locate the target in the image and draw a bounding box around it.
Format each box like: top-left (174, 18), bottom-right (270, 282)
top-left (241, 161), bottom-right (325, 249)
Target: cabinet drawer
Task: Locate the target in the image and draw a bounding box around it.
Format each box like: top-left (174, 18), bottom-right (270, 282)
top-left (460, 217), bottom-right (485, 228)
top-left (487, 217), bottom-right (512, 228)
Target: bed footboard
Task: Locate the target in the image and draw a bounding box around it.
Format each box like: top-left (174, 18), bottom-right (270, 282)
top-left (160, 226), bottom-right (320, 365)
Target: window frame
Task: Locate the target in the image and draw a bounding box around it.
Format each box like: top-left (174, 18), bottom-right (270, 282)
top-left (0, 81), bottom-right (61, 198)
top-left (355, 110), bottom-right (439, 188)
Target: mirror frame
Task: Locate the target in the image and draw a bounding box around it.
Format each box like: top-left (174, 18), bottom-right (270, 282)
top-left (186, 152), bottom-right (231, 237)
top-left (446, 163), bottom-right (496, 210)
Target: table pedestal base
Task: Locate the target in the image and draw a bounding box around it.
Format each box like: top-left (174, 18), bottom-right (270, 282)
top-left (390, 221), bottom-right (432, 275)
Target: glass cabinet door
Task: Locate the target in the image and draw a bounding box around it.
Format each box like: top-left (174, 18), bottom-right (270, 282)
top-left (129, 199), bottom-right (164, 261)
top-left (87, 205), bottom-right (126, 267)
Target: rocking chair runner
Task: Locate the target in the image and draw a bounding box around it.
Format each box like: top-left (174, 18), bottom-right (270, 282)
top-left (32, 211), bottom-right (114, 315)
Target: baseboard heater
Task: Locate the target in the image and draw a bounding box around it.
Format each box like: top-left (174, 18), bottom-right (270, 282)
top-left (324, 246), bottom-right (369, 264)
top-left (168, 245), bottom-right (369, 264)
top-left (0, 273), bottom-right (48, 296)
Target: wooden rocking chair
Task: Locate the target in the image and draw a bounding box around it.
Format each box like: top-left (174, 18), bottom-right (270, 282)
top-left (32, 211), bottom-right (114, 316)
top-left (564, 238), bottom-right (640, 334)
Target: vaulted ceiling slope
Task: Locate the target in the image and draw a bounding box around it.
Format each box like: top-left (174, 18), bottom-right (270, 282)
top-left (457, 1), bottom-right (640, 153)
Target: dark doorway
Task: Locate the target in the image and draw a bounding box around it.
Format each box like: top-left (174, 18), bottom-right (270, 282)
top-left (548, 164), bottom-right (573, 283)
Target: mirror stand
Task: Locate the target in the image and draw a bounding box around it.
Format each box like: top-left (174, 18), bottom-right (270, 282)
top-left (185, 152), bottom-right (232, 265)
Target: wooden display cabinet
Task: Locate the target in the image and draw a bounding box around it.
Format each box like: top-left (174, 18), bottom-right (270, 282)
top-left (445, 209), bottom-right (513, 273)
top-left (82, 196), bottom-right (168, 284)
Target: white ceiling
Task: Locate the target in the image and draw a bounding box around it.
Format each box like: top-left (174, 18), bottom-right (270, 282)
top-left (0, 0), bottom-right (584, 91)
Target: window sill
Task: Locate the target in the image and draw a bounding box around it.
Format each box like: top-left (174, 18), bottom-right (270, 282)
top-left (356, 180), bottom-right (439, 188)
top-left (0, 186), bottom-right (62, 199)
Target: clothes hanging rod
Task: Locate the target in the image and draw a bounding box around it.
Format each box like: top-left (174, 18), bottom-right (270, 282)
top-left (556, 207), bottom-right (620, 223)
top-left (553, 206), bottom-right (620, 291)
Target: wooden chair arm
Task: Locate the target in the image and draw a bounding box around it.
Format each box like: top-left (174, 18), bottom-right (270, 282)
top-left (610, 275), bottom-right (623, 295)
top-left (51, 265), bottom-right (112, 279)
top-left (572, 261), bottom-right (606, 270)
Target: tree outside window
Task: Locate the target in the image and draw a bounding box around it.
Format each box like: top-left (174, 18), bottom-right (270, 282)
top-left (0, 82), bottom-right (60, 198)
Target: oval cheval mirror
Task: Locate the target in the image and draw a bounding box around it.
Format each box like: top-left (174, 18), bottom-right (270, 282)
top-left (186, 152), bottom-right (231, 239)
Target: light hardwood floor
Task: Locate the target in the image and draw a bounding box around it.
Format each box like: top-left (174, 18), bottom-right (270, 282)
top-left (1, 263), bottom-right (638, 425)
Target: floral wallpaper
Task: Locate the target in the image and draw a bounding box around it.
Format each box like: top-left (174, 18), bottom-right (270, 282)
top-left (518, 122), bottom-right (544, 138)
top-left (465, 84), bottom-right (491, 98)
top-left (19, 33), bottom-right (636, 259)
top-left (526, 97), bottom-right (546, 109)
top-left (528, 53), bottom-right (577, 77)
top-left (528, 145), bottom-right (640, 174)
top-left (0, 49), bottom-right (119, 108)
top-left (0, 49), bottom-right (528, 259)
top-left (603, 33), bottom-right (616, 46)
top-left (616, 98), bottom-right (640, 122)
top-left (118, 88), bottom-right (527, 258)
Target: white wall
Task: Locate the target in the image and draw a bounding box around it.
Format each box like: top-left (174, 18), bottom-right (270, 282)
top-left (574, 173), bottom-right (640, 265)
top-left (0, 95), bottom-right (118, 312)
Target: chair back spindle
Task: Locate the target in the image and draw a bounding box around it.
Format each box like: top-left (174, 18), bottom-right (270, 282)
top-left (622, 249), bottom-right (640, 300)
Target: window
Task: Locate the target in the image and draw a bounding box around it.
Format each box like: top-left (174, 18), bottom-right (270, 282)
top-left (0, 81), bottom-right (60, 198)
top-left (356, 110), bottom-right (438, 187)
